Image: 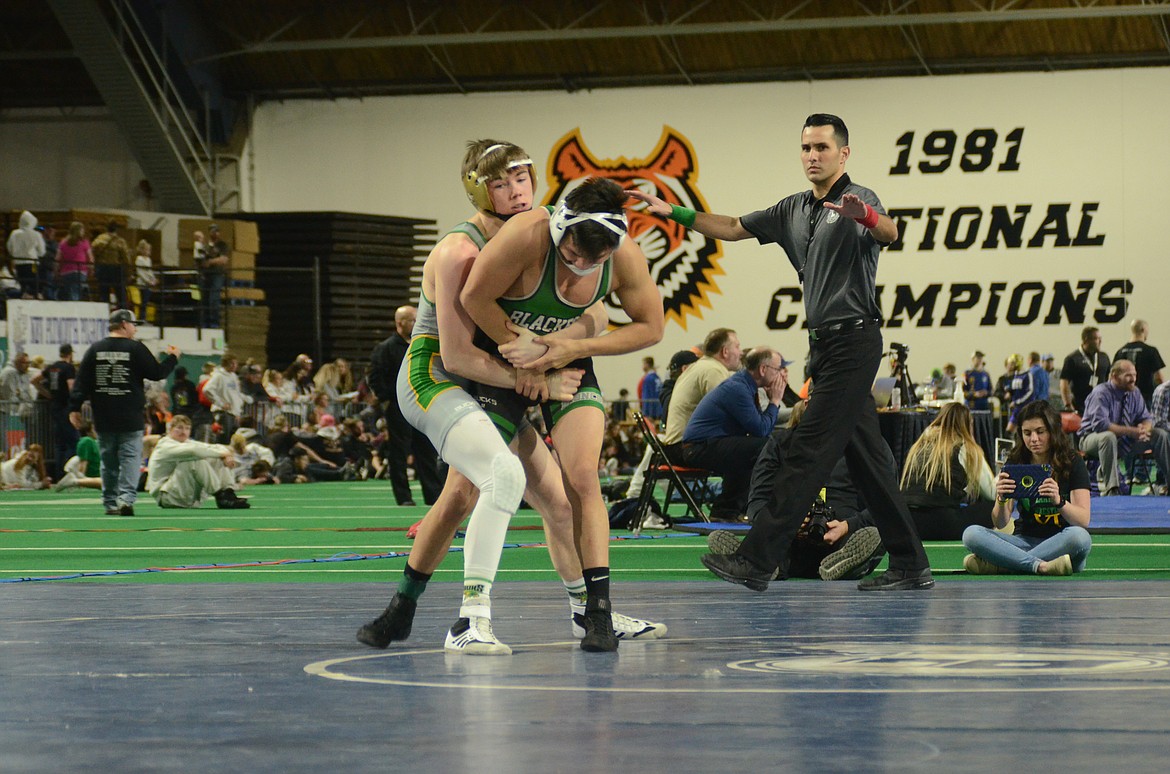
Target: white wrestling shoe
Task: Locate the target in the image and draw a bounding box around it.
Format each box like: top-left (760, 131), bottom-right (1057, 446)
top-left (571, 610), bottom-right (668, 640)
top-left (444, 616), bottom-right (512, 656)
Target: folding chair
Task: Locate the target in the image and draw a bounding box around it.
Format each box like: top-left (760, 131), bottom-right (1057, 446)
top-left (1081, 447), bottom-right (1158, 496)
top-left (629, 412), bottom-right (716, 534)
top-left (1122, 448), bottom-right (1158, 495)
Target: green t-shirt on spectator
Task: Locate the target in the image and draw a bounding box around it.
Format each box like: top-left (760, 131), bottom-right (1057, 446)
top-left (77, 435), bottom-right (100, 475)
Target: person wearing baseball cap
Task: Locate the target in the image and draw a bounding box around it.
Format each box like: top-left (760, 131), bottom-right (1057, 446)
top-left (667, 349), bottom-right (699, 378)
top-left (69, 309), bottom-right (180, 516)
top-left (200, 224), bottom-right (229, 328)
top-left (109, 309), bottom-right (145, 326)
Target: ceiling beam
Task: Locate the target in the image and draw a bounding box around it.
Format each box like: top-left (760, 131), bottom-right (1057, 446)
top-left (215, 2), bottom-right (1170, 58)
top-left (237, 49), bottom-right (1170, 100)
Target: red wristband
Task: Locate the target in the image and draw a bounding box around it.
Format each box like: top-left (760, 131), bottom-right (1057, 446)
top-left (856, 203), bottom-right (880, 229)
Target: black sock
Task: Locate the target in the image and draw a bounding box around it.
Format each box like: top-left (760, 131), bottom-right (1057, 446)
top-left (397, 563), bottom-right (432, 602)
top-left (582, 566), bottom-right (611, 608)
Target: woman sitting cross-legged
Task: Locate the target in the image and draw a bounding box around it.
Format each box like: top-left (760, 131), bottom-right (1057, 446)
top-left (962, 400), bottom-right (1092, 575)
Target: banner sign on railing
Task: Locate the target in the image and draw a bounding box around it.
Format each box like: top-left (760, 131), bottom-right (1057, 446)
top-left (4, 300), bottom-right (109, 362)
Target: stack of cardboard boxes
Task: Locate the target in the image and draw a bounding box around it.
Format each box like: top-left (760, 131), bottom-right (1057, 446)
top-left (177, 218), bottom-right (268, 363)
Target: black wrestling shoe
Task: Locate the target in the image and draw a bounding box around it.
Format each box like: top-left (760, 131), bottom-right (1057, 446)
top-left (857, 567), bottom-right (935, 591)
top-left (214, 488), bottom-right (251, 509)
top-left (579, 599), bottom-right (619, 653)
top-left (700, 552), bottom-right (772, 592)
top-left (356, 593), bottom-right (417, 648)
top-left (118, 504), bottom-right (135, 517)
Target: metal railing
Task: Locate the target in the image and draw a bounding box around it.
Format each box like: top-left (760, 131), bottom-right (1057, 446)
top-left (1, 400), bottom-right (56, 469)
top-left (106, 0), bottom-right (216, 215)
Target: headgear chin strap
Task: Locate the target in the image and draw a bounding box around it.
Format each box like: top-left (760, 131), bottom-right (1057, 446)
top-left (548, 200), bottom-right (629, 248)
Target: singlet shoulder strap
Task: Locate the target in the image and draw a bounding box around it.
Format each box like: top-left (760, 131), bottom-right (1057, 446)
top-left (446, 221), bottom-right (488, 250)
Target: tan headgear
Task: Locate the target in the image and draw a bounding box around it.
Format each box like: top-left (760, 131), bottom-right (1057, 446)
top-left (462, 142), bottom-right (536, 216)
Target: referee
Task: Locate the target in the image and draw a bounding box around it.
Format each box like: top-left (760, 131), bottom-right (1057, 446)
top-left (629, 113), bottom-right (932, 591)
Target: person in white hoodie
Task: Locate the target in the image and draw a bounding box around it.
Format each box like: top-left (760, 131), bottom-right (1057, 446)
top-left (201, 353), bottom-right (247, 441)
top-left (146, 414), bottom-right (250, 509)
top-left (6, 211), bottom-right (46, 298)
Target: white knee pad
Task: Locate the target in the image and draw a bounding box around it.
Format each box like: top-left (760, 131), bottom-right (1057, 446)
top-left (490, 452), bottom-right (526, 513)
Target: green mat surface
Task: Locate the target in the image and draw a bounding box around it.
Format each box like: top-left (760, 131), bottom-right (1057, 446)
top-left (3, 481), bottom-right (1169, 583)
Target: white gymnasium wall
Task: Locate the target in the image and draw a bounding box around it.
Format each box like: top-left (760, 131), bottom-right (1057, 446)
top-left (251, 67), bottom-right (1170, 396)
top-left (0, 113), bottom-right (149, 212)
top-left (8, 69), bottom-right (1163, 396)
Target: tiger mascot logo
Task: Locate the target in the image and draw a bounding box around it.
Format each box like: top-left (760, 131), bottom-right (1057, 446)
top-left (542, 127), bottom-right (724, 330)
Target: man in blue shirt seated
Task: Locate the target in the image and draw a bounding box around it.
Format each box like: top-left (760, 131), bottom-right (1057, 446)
top-left (1078, 359), bottom-right (1170, 496)
top-left (680, 346), bottom-right (790, 521)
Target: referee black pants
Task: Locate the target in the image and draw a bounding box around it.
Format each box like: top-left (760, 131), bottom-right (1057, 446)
top-left (738, 324), bottom-right (929, 573)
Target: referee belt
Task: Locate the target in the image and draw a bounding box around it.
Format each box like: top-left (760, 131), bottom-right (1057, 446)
top-left (807, 317), bottom-right (881, 342)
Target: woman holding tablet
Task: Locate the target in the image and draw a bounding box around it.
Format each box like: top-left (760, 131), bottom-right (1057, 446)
top-left (962, 400), bottom-right (1092, 575)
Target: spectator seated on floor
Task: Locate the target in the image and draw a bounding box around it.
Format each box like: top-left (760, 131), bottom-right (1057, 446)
top-left (229, 429), bottom-right (276, 485)
top-left (339, 417), bottom-right (378, 479)
top-left (297, 421), bottom-right (349, 481)
top-left (273, 447), bottom-right (315, 484)
top-left (54, 421), bottom-right (103, 492)
top-left (53, 455), bottom-right (103, 492)
top-left (239, 459), bottom-right (278, 486)
top-left (900, 402), bottom-right (998, 540)
top-left (962, 400), bottom-right (1092, 576)
top-left (2, 444), bottom-right (52, 490)
top-left (145, 415), bottom-right (250, 509)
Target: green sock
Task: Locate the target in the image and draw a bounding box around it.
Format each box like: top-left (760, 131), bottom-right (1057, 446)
top-left (397, 563), bottom-right (431, 602)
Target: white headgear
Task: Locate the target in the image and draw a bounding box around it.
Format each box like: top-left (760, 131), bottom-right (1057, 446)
top-left (547, 200), bottom-right (628, 248)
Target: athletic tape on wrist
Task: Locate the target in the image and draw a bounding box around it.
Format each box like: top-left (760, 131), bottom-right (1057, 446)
top-left (668, 204), bottom-right (697, 228)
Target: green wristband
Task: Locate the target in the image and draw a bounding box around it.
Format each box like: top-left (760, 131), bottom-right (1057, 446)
top-left (669, 204), bottom-right (697, 228)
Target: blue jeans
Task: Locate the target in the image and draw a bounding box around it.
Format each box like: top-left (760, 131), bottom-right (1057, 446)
top-left (962, 524), bottom-right (1092, 573)
top-left (98, 430), bottom-right (144, 510)
top-left (60, 271), bottom-right (88, 301)
top-left (200, 272), bottom-right (225, 328)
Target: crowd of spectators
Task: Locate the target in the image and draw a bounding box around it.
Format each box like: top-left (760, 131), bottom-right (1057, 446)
top-left (1, 349), bottom-right (408, 496)
top-left (4, 212), bottom-right (160, 313)
top-left (4, 211), bottom-right (239, 329)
